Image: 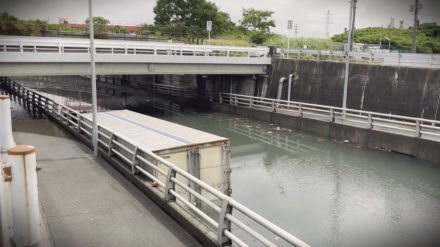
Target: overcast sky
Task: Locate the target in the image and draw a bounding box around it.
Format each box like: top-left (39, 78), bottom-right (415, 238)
top-left (1, 0), bottom-right (439, 38)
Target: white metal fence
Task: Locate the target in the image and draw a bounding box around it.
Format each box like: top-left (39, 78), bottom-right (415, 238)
top-left (278, 48), bottom-right (440, 68)
top-left (0, 77), bottom-right (310, 247)
top-left (0, 36), bottom-right (269, 58)
top-left (217, 93), bottom-right (440, 142)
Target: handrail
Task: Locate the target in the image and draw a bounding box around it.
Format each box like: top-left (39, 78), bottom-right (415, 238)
top-left (0, 77), bottom-right (310, 247)
top-left (0, 36), bottom-right (269, 58)
top-left (277, 48), bottom-right (440, 68)
top-left (217, 93), bottom-right (440, 142)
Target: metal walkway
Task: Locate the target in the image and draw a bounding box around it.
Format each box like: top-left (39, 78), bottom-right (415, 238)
top-left (12, 119), bottom-right (201, 247)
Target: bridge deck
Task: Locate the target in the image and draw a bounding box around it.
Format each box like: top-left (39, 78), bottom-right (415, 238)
top-left (12, 119), bottom-right (201, 247)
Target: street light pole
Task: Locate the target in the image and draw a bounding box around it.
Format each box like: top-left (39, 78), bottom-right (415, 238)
top-left (88, 0), bottom-right (98, 156)
top-left (343, 0), bottom-right (357, 110)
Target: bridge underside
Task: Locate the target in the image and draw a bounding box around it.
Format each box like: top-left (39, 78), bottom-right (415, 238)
top-left (0, 63), bottom-right (268, 76)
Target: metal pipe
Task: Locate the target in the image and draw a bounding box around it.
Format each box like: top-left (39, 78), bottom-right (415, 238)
top-left (0, 95), bottom-right (13, 247)
top-left (88, 0), bottom-right (99, 156)
top-left (277, 77), bottom-right (286, 101)
top-left (0, 95), bottom-right (15, 163)
top-left (287, 74), bottom-right (293, 102)
top-left (8, 145), bottom-right (41, 246)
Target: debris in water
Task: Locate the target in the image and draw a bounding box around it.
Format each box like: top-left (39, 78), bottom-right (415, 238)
top-left (344, 140), bottom-right (350, 143)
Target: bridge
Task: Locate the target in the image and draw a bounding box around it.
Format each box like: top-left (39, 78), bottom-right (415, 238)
top-left (0, 36), bottom-right (271, 76)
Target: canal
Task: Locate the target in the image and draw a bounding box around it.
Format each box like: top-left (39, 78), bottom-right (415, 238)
top-left (6, 86), bottom-right (440, 247)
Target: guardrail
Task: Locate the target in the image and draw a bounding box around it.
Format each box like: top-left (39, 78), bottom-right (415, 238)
top-left (0, 36), bottom-right (269, 58)
top-left (278, 48), bottom-right (440, 68)
top-left (217, 93), bottom-right (440, 142)
top-left (0, 77), bottom-right (310, 247)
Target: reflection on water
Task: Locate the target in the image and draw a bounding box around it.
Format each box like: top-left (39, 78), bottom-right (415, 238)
top-left (158, 112), bottom-right (440, 247)
top-left (7, 86), bottom-right (440, 247)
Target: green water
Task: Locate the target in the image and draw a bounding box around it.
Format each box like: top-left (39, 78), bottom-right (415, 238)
top-left (157, 111), bottom-right (440, 247)
top-left (8, 87), bottom-right (440, 247)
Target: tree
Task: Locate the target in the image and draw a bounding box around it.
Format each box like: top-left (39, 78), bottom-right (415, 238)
top-left (240, 8), bottom-right (275, 33)
top-left (240, 8), bottom-right (275, 44)
top-left (0, 12), bottom-right (20, 35)
top-left (153, 0), bottom-right (235, 42)
top-left (111, 25), bottom-right (129, 35)
top-left (86, 16), bottom-right (110, 38)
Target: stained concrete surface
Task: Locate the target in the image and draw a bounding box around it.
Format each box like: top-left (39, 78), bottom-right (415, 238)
top-left (12, 119), bottom-right (201, 247)
top-left (269, 59), bottom-right (440, 119)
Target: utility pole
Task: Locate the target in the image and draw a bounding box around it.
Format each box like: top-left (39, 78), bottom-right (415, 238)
top-left (294, 24), bottom-right (299, 38)
top-left (411, 0), bottom-right (422, 53)
top-left (349, 0), bottom-right (357, 51)
top-left (343, 0), bottom-right (357, 110)
top-left (287, 20), bottom-right (293, 49)
top-left (325, 10), bottom-right (332, 39)
top-left (88, 0), bottom-right (99, 156)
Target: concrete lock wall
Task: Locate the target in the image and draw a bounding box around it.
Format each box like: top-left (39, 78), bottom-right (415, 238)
top-left (268, 59), bottom-right (440, 119)
top-left (212, 103), bottom-right (440, 164)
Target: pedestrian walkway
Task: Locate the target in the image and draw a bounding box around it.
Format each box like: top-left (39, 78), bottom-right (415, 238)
top-left (12, 119), bottom-right (201, 247)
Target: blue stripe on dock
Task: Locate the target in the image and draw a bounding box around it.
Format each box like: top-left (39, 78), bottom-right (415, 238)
top-left (103, 112), bottom-right (192, 145)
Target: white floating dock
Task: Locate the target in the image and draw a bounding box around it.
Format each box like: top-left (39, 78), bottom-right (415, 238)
top-left (83, 110), bottom-right (231, 196)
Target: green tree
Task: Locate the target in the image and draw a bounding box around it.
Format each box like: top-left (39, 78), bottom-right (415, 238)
top-left (111, 25), bottom-right (128, 35)
top-left (331, 25), bottom-right (440, 53)
top-left (0, 12), bottom-right (20, 35)
top-left (86, 16), bottom-right (110, 38)
top-left (153, 0), bottom-right (235, 42)
top-left (136, 23), bottom-right (157, 36)
top-left (240, 8), bottom-right (275, 44)
top-left (240, 8), bottom-right (275, 33)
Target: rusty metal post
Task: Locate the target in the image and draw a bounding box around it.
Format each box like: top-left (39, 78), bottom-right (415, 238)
top-left (8, 145), bottom-right (41, 247)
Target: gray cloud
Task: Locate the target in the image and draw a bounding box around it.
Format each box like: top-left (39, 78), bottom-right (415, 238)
top-left (1, 0), bottom-right (439, 38)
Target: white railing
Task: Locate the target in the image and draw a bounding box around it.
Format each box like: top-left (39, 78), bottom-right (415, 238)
top-left (0, 77), bottom-right (310, 247)
top-left (0, 36), bottom-right (269, 58)
top-left (217, 93), bottom-right (440, 142)
top-left (278, 48), bottom-right (440, 68)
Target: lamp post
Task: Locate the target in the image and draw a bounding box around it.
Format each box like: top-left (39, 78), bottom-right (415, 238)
top-left (88, 0), bottom-right (98, 156)
top-left (343, 0), bottom-right (357, 110)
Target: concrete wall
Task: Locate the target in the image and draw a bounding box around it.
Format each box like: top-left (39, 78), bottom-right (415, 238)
top-left (213, 103), bottom-right (440, 164)
top-left (268, 59), bottom-right (440, 119)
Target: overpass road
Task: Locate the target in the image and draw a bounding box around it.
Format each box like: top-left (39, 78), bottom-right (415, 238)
top-left (0, 35), bottom-right (271, 76)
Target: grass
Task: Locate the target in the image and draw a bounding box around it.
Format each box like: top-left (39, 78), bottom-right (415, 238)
top-left (209, 34), bottom-right (344, 50)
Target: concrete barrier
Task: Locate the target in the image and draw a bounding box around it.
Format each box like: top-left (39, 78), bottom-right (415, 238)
top-left (8, 145), bottom-right (40, 247)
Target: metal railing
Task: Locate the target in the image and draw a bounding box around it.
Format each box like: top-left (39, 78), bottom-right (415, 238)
top-left (0, 36), bottom-right (269, 58)
top-left (278, 48), bottom-right (440, 68)
top-left (217, 93), bottom-right (440, 142)
top-left (0, 77), bottom-right (310, 247)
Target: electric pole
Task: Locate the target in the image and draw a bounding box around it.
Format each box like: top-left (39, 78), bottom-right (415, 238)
top-left (343, 0), bottom-right (357, 110)
top-left (349, 0), bottom-right (357, 51)
top-left (411, 0), bottom-right (422, 53)
top-left (294, 24), bottom-right (299, 38)
top-left (88, 0), bottom-right (99, 156)
top-left (287, 20), bottom-right (293, 49)
top-left (325, 10), bottom-right (332, 39)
